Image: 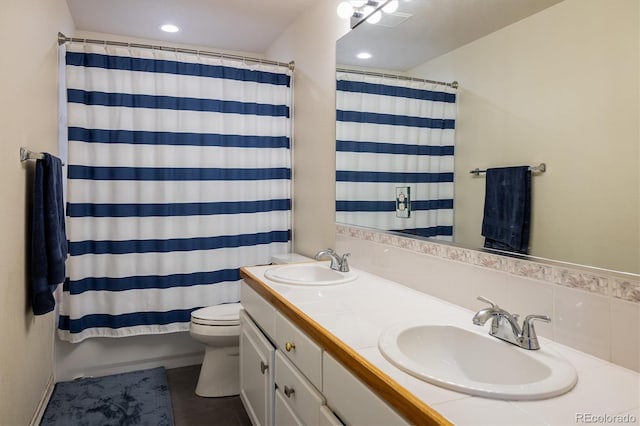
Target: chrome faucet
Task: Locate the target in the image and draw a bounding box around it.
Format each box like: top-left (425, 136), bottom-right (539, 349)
top-left (472, 296), bottom-right (550, 350)
top-left (314, 248), bottom-right (350, 272)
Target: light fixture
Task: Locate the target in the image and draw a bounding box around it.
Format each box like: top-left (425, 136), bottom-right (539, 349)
top-left (382, 0), bottom-right (399, 14)
top-left (337, 2), bottom-right (355, 19)
top-left (356, 52), bottom-right (372, 59)
top-left (160, 24), bottom-right (180, 33)
top-left (336, 0), bottom-right (399, 25)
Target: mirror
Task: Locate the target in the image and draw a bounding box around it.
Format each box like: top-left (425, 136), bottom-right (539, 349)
top-left (335, 0), bottom-right (639, 274)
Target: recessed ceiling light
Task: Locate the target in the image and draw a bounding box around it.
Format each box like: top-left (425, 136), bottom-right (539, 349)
top-left (160, 24), bottom-right (180, 33)
top-left (357, 52), bottom-right (372, 59)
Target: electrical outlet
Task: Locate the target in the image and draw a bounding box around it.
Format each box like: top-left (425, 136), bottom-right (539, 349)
top-left (396, 186), bottom-right (410, 218)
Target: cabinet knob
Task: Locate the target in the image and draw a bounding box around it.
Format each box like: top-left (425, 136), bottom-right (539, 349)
top-left (285, 341), bottom-right (296, 352)
top-left (260, 361), bottom-right (268, 374)
top-left (284, 385), bottom-right (295, 398)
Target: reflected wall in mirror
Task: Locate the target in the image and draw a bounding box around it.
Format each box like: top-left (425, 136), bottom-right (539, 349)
top-left (335, 0), bottom-right (639, 274)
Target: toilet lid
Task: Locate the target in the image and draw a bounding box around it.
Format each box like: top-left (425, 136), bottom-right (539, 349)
top-left (191, 303), bottom-right (242, 326)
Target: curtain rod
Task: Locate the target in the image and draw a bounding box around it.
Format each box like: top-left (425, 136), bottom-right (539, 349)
top-left (336, 67), bottom-right (458, 89)
top-left (57, 32), bottom-right (295, 71)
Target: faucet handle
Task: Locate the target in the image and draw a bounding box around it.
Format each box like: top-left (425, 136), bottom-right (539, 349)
top-left (476, 296), bottom-right (499, 309)
top-left (338, 253), bottom-right (350, 272)
top-left (521, 314), bottom-right (551, 349)
top-left (523, 314), bottom-right (551, 327)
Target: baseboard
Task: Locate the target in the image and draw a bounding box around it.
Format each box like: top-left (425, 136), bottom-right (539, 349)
top-left (55, 330), bottom-right (206, 382)
top-left (61, 351), bottom-right (204, 382)
top-left (29, 374), bottom-right (55, 426)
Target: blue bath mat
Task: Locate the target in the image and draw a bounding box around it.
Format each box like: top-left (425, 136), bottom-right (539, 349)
top-left (41, 367), bottom-right (174, 426)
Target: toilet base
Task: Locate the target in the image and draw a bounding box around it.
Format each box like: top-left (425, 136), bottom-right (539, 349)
top-left (195, 344), bottom-right (240, 397)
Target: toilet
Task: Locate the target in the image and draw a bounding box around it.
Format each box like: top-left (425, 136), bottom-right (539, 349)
top-left (189, 254), bottom-right (310, 397)
top-left (189, 302), bottom-right (242, 397)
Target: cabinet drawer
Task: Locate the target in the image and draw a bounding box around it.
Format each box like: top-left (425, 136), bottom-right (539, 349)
top-left (275, 311), bottom-right (322, 389)
top-left (241, 280), bottom-right (276, 339)
top-left (275, 351), bottom-right (325, 426)
top-left (275, 387), bottom-right (303, 426)
top-left (323, 353), bottom-right (409, 426)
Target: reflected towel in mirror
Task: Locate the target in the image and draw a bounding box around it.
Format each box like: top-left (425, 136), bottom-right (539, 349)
top-left (481, 166), bottom-right (531, 254)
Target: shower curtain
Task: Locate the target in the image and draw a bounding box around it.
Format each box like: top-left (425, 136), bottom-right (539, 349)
top-left (58, 43), bottom-right (292, 342)
top-left (335, 72), bottom-right (456, 239)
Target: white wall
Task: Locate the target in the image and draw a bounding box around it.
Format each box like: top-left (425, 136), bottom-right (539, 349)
top-left (0, 1), bottom-right (74, 423)
top-left (266, 1), bottom-right (350, 257)
top-left (411, 0), bottom-right (639, 273)
top-left (72, 30), bottom-right (266, 59)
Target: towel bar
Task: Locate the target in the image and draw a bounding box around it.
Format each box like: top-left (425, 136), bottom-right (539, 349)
top-left (470, 163), bottom-right (546, 176)
top-left (20, 147), bottom-right (65, 165)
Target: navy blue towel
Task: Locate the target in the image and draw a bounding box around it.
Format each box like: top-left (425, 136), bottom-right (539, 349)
top-left (481, 166), bottom-right (531, 254)
top-left (30, 153), bottom-right (67, 315)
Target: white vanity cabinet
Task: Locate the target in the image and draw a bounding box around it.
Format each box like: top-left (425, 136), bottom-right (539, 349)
top-left (240, 279), bottom-right (405, 426)
top-left (241, 281), bottom-right (340, 426)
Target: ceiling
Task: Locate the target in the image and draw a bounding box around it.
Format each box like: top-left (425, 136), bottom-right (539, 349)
top-left (65, 0), bottom-right (565, 71)
top-left (65, 0), bottom-right (317, 54)
top-left (338, 0), bottom-right (564, 71)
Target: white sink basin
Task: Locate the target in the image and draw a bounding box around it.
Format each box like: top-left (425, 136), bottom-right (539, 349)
top-left (264, 263), bottom-right (358, 286)
top-left (378, 322), bottom-right (577, 400)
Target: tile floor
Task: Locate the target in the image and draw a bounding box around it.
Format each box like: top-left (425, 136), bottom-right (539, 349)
top-left (167, 365), bottom-right (252, 426)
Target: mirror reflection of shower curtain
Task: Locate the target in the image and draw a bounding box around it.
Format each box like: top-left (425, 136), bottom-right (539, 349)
top-left (336, 72), bottom-right (456, 239)
top-left (58, 43), bottom-right (292, 342)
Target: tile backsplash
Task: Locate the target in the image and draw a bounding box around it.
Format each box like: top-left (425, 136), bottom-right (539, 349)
top-left (335, 224), bottom-right (640, 372)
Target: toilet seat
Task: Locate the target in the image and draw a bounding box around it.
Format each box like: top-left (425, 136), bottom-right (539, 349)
top-left (191, 302), bottom-right (242, 326)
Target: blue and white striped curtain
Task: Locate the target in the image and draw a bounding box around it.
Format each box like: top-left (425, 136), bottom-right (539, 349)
top-left (335, 72), bottom-right (456, 239)
top-left (58, 43), bottom-right (292, 342)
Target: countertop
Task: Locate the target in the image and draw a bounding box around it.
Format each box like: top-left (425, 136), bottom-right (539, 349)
top-left (241, 263), bottom-right (640, 425)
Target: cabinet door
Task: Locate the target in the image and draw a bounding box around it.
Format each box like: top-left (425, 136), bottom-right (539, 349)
top-left (240, 310), bottom-right (275, 426)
